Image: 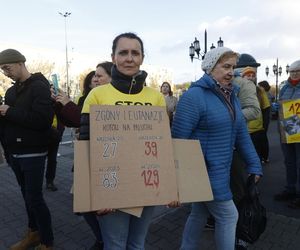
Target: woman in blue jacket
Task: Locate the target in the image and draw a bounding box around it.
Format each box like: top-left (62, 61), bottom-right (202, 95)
top-left (172, 47), bottom-right (262, 250)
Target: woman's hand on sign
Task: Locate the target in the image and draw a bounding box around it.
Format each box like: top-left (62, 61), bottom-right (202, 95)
top-left (167, 200), bottom-right (181, 208)
top-left (96, 208), bottom-right (116, 215)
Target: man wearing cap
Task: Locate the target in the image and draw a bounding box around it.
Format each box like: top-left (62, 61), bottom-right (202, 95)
top-left (0, 49), bottom-right (54, 250)
top-left (275, 59), bottom-right (300, 209)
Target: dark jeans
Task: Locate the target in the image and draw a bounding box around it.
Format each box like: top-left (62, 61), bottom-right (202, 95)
top-left (46, 132), bottom-right (62, 183)
top-left (10, 155), bottom-right (54, 246)
top-left (262, 107), bottom-right (271, 133)
top-left (83, 212), bottom-right (103, 242)
top-left (281, 143), bottom-right (300, 195)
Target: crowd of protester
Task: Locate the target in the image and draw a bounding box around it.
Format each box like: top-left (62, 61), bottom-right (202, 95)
top-left (0, 32), bottom-right (300, 250)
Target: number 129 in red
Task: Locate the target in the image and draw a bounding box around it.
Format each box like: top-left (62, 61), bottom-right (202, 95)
top-left (141, 169), bottom-right (159, 188)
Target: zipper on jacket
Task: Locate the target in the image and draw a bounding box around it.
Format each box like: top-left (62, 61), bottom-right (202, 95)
top-left (212, 87), bottom-right (236, 121)
top-left (129, 71), bottom-right (142, 94)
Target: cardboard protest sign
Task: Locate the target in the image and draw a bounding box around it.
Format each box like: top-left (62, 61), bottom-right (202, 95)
top-left (74, 140), bottom-right (90, 212)
top-left (279, 99), bottom-right (300, 143)
top-left (173, 139), bottom-right (213, 203)
top-left (89, 105), bottom-right (178, 210)
top-left (73, 140), bottom-right (143, 217)
top-left (74, 138), bottom-right (213, 213)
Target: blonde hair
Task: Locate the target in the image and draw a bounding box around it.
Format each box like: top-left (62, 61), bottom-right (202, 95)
top-left (217, 51), bottom-right (239, 64)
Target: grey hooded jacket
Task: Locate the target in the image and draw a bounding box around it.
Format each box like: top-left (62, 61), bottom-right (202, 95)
top-left (233, 76), bottom-right (261, 122)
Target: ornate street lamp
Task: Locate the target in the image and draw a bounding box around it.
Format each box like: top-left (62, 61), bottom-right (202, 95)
top-left (286, 64), bottom-right (290, 74)
top-left (189, 30), bottom-right (224, 62)
top-left (265, 59), bottom-right (289, 102)
top-left (217, 37), bottom-right (224, 47)
top-left (59, 11), bottom-right (71, 96)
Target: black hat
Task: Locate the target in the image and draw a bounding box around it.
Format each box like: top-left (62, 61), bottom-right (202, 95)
top-left (0, 49), bottom-right (26, 65)
top-left (236, 53), bottom-right (260, 68)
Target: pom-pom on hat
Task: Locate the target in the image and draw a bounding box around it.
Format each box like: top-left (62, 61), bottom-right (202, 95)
top-left (0, 49), bottom-right (26, 65)
top-left (241, 66), bottom-right (256, 77)
top-left (289, 60), bottom-right (300, 72)
top-left (201, 47), bottom-right (233, 74)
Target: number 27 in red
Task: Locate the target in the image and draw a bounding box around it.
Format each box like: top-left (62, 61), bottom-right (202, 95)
top-left (141, 169), bottom-right (159, 188)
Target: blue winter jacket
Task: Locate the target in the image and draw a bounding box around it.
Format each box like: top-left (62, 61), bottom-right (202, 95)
top-left (172, 74), bottom-right (262, 201)
top-left (279, 80), bottom-right (300, 101)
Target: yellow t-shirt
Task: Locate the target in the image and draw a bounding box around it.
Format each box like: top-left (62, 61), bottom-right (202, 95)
top-left (82, 84), bottom-right (166, 113)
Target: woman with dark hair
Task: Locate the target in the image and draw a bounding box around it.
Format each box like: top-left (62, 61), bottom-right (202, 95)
top-left (53, 62), bottom-right (113, 250)
top-left (258, 80), bottom-right (274, 103)
top-left (77, 71), bottom-right (96, 107)
top-left (78, 61), bottom-right (113, 109)
top-left (160, 81), bottom-right (177, 126)
top-left (79, 32), bottom-right (166, 249)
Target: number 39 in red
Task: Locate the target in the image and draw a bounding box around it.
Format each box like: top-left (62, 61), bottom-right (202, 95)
top-left (141, 169), bottom-right (159, 188)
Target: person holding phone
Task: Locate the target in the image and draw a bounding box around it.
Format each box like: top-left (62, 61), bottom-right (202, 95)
top-left (0, 49), bottom-right (54, 249)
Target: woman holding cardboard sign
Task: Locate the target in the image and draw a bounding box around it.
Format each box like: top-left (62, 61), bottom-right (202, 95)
top-left (79, 32), bottom-right (166, 249)
top-left (274, 59), bottom-right (300, 209)
top-left (172, 47), bottom-right (262, 250)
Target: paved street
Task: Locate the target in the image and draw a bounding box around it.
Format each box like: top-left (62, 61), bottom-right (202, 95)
top-left (1, 120), bottom-right (300, 249)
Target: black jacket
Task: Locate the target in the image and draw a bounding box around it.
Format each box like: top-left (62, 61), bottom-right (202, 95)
top-left (1, 73), bottom-right (54, 154)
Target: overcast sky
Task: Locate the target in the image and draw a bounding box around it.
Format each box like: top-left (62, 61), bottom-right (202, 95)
top-left (1, 0), bottom-right (299, 85)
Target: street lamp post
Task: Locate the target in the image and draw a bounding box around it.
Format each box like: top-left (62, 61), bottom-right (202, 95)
top-left (265, 58), bottom-right (289, 102)
top-left (59, 11), bottom-right (71, 96)
top-left (189, 29), bottom-right (224, 62)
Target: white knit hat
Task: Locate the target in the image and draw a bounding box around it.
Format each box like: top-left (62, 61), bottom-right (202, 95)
top-left (289, 60), bottom-right (300, 72)
top-left (201, 47), bottom-right (233, 74)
